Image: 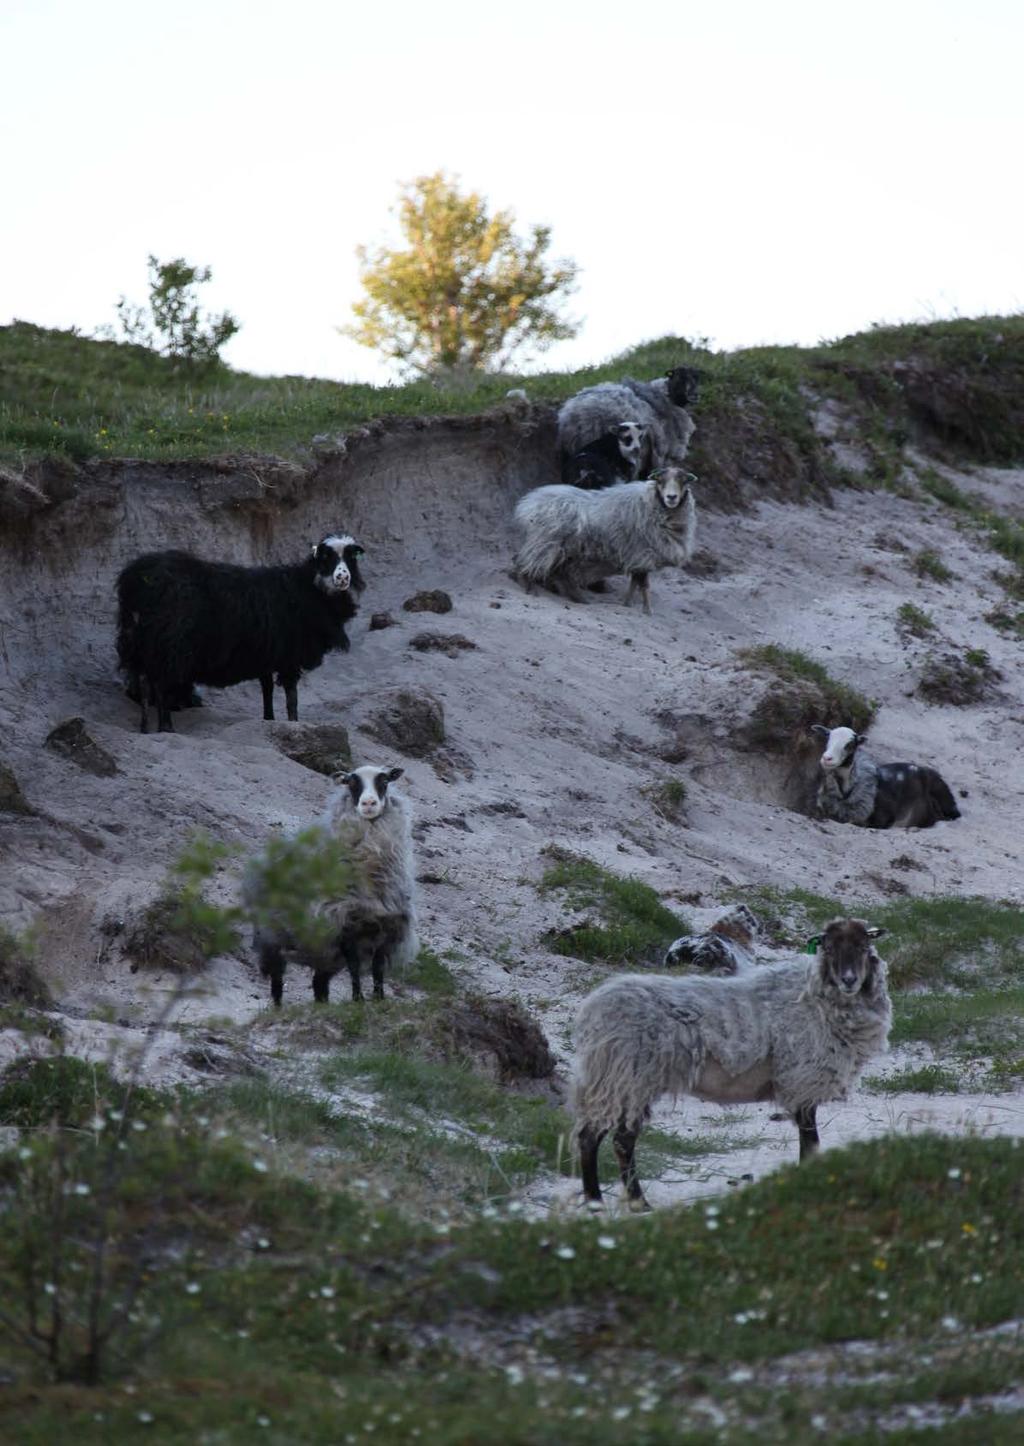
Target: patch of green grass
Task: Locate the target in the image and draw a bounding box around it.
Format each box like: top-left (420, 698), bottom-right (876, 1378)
top-left (896, 601), bottom-right (936, 637)
top-left (913, 548), bottom-right (954, 582)
top-left (643, 776), bottom-right (688, 822)
top-left (919, 468), bottom-right (977, 510)
top-left (985, 604), bottom-right (1024, 637)
top-left (538, 848), bottom-right (688, 965)
top-left (738, 644), bottom-right (877, 734)
top-left (402, 945), bottom-right (459, 996)
top-left (892, 985), bottom-right (1024, 1066)
top-left (864, 1064), bottom-right (962, 1095)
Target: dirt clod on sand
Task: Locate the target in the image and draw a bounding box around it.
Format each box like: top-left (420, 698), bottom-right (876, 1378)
top-left (917, 649), bottom-right (1002, 705)
top-left (437, 993), bottom-right (557, 1085)
top-left (0, 760), bottom-right (33, 815)
top-left (408, 632), bottom-right (478, 657)
top-left (44, 718), bottom-right (118, 778)
top-left (403, 589), bottom-right (453, 614)
top-left (0, 931), bottom-right (53, 1006)
top-left (124, 896), bottom-right (210, 974)
top-left (363, 687), bottom-right (446, 758)
top-left (272, 722), bottom-right (352, 777)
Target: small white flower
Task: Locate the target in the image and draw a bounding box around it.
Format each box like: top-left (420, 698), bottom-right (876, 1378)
top-left (942, 1315), bottom-right (961, 1331)
top-left (876, 1290), bottom-right (889, 1301)
top-left (597, 1235), bottom-right (616, 1250)
top-left (257, 1237), bottom-right (270, 1250)
top-left (256, 1417), bottom-right (270, 1428)
top-left (320, 1286), bottom-right (335, 1298)
top-left (132, 1120), bottom-right (147, 1132)
top-left (507, 1201), bottom-right (523, 1214)
top-left (137, 1412), bottom-right (154, 1424)
top-left (73, 1183), bottom-right (91, 1196)
top-left (89, 1115), bottom-right (106, 1132)
top-left (947, 1167), bottom-right (962, 1180)
top-left (352, 1177), bottom-right (369, 1191)
top-left (729, 1368), bottom-right (754, 1383)
top-left (612, 1406), bottom-right (632, 1421)
top-left (185, 1282), bottom-right (201, 1295)
top-left (555, 1245), bottom-right (576, 1260)
top-left (505, 1365), bottom-right (524, 1386)
top-left (706, 1219), bottom-right (719, 1230)
top-left (18, 1147), bottom-right (32, 1161)
top-left (971, 1272), bottom-right (983, 1284)
top-left (43, 1283), bottom-right (57, 1296)
top-left (705, 1204), bottom-right (720, 1217)
top-left (252, 1158), bottom-right (268, 1173)
top-left (434, 1223), bottom-right (450, 1236)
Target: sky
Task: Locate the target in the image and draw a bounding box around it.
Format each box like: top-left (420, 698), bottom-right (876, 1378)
top-left (2, 0), bottom-right (1021, 384)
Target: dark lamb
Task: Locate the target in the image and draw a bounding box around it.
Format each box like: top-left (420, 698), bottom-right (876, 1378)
top-left (116, 534), bottom-right (365, 732)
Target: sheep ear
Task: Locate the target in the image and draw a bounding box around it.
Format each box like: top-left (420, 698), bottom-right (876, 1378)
top-left (866, 926), bottom-right (886, 939)
top-left (810, 724), bottom-right (830, 737)
top-left (386, 767), bottom-right (404, 782)
top-left (856, 733), bottom-right (869, 745)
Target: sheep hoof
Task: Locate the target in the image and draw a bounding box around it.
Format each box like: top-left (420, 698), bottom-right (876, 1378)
top-left (627, 1195), bottom-right (651, 1214)
top-left (583, 1198), bottom-right (604, 1213)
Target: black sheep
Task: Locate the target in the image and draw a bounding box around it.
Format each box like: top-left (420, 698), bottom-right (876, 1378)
top-left (560, 421), bottom-right (646, 489)
top-left (116, 534), bottom-right (365, 732)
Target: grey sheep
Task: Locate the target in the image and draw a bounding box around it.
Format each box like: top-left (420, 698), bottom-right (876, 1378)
top-left (247, 765), bottom-right (418, 1005)
top-left (512, 468), bottom-right (697, 613)
top-left (572, 918), bottom-right (891, 1209)
top-left (557, 366), bottom-right (701, 478)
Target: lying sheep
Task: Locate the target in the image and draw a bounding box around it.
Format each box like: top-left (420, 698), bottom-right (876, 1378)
top-left (573, 918), bottom-right (891, 1209)
top-left (557, 366), bottom-right (701, 478)
top-left (561, 422), bottom-right (646, 489)
top-left (812, 725), bottom-right (961, 828)
top-left (116, 535), bottom-right (365, 732)
top-left (247, 764), bottom-right (417, 1005)
top-left (512, 468), bottom-right (697, 613)
top-left (664, 904), bottom-right (761, 975)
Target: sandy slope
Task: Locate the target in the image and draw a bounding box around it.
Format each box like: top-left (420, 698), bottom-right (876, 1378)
top-left (0, 420), bottom-right (1022, 1207)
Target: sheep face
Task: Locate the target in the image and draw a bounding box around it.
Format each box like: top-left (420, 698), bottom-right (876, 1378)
top-left (614, 422), bottom-right (646, 474)
top-left (812, 724), bottom-right (868, 772)
top-left (653, 468), bottom-right (695, 513)
top-left (342, 765), bottom-right (404, 820)
top-left (815, 918), bottom-right (886, 995)
top-left (665, 365), bottom-right (703, 408)
top-left (312, 535), bottom-right (365, 595)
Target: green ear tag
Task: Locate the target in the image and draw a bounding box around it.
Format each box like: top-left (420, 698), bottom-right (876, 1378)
top-left (806, 935), bottom-right (821, 954)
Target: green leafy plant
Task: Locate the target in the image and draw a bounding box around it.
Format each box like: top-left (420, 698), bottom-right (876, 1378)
top-left (108, 255), bottom-right (239, 364)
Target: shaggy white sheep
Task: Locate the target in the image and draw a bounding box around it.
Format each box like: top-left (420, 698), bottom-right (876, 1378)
top-left (572, 918), bottom-right (891, 1209)
top-left (247, 765), bottom-right (418, 1005)
top-left (512, 468), bottom-right (697, 613)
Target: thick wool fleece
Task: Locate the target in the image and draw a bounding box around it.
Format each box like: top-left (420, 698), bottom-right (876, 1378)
top-left (816, 754), bottom-right (880, 825)
top-left (572, 954), bottom-right (891, 1137)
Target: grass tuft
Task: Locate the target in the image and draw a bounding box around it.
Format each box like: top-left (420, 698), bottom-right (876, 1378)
top-left (538, 848), bottom-right (687, 966)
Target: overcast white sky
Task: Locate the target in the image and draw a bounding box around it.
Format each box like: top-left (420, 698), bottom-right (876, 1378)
top-left (2, 0), bottom-right (1021, 383)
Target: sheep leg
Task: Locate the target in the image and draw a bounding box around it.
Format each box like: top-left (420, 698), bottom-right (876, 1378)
top-left (578, 1123), bottom-right (608, 1205)
top-left (258, 940), bottom-right (286, 1007)
top-left (135, 675), bottom-right (150, 734)
top-left (371, 944), bottom-right (388, 1001)
top-left (552, 566), bottom-right (589, 604)
top-left (260, 674), bottom-right (275, 722)
top-left (612, 1123), bottom-right (650, 1211)
top-left (311, 970), bottom-right (332, 1004)
top-left (795, 1104), bottom-right (820, 1160)
top-left (281, 675), bottom-right (299, 723)
top-left (154, 684), bottom-right (174, 733)
top-left (626, 571), bottom-right (651, 614)
top-left (340, 937), bottom-right (364, 1002)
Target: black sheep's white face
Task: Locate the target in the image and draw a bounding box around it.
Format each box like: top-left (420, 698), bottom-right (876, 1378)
top-left (312, 535), bottom-right (365, 594)
top-left (615, 422), bottom-right (645, 467)
top-left (812, 725), bottom-right (866, 772)
top-left (342, 765), bottom-right (404, 820)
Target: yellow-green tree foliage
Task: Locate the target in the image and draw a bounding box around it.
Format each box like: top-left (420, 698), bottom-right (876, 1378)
top-left (344, 172), bottom-right (579, 374)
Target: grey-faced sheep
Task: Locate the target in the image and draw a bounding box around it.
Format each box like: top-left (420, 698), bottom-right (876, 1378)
top-left (512, 468), bottom-right (697, 614)
top-left (116, 535), bottom-right (365, 732)
top-left (557, 366), bottom-right (701, 479)
top-left (664, 904), bottom-right (761, 975)
top-left (812, 725), bottom-right (961, 828)
top-left (561, 422), bottom-right (647, 489)
top-left (573, 918), bottom-right (891, 1209)
top-left (247, 764), bottom-right (418, 1006)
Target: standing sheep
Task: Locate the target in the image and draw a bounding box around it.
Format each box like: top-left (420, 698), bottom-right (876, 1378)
top-left (116, 534), bottom-right (365, 732)
top-left (812, 725), bottom-right (961, 828)
top-left (512, 468), bottom-right (697, 613)
top-left (247, 764), bottom-right (417, 1006)
top-left (573, 918), bottom-right (891, 1209)
top-left (557, 366), bottom-right (701, 478)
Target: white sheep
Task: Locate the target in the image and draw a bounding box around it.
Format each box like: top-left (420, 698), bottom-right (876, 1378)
top-left (812, 725), bottom-right (961, 828)
top-left (557, 367), bottom-right (701, 478)
top-left (512, 468), bottom-right (697, 613)
top-left (247, 765), bottom-right (418, 1005)
top-left (572, 918), bottom-right (891, 1209)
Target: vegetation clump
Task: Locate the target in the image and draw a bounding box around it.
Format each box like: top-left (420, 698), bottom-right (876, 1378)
top-left (896, 601), bottom-right (936, 638)
top-left (739, 644), bottom-right (877, 750)
top-left (917, 648), bottom-right (1001, 705)
top-left (538, 846), bottom-right (687, 966)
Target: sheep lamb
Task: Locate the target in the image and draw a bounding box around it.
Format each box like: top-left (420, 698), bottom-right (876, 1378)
top-left (557, 366), bottom-right (701, 478)
top-left (664, 904), bottom-right (761, 975)
top-left (573, 918), bottom-right (891, 1209)
top-left (247, 764), bottom-right (417, 1006)
top-left (116, 534), bottom-right (365, 732)
top-left (812, 725), bottom-right (961, 828)
top-left (561, 422), bottom-right (646, 489)
top-left (512, 468), bottom-right (697, 613)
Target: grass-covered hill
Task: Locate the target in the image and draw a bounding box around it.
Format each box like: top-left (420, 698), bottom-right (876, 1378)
top-left (2, 314), bottom-right (1024, 473)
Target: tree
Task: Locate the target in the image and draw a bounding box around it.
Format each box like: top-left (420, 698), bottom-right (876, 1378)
top-left (343, 172), bottom-right (579, 375)
top-left (109, 255), bottom-right (240, 364)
